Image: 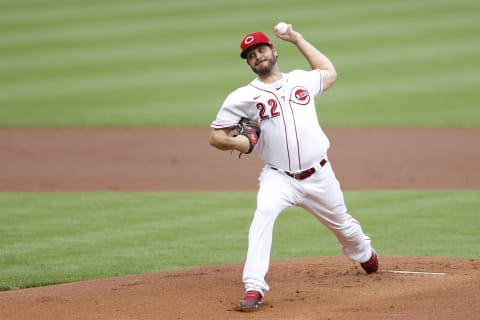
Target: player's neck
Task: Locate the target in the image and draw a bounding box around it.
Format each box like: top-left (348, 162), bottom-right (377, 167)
top-left (257, 68), bottom-right (282, 84)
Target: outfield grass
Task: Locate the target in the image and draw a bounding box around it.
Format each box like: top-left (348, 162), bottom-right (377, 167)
top-left (1, 0), bottom-right (479, 127)
top-left (1, 191), bottom-right (478, 290)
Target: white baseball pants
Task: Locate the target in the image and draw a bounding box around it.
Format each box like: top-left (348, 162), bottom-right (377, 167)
top-left (242, 160), bottom-right (374, 293)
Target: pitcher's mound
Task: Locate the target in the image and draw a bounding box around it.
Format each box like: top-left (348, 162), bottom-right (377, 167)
top-left (1, 256), bottom-right (478, 320)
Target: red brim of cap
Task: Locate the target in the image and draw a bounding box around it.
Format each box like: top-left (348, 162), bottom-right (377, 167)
top-left (240, 43), bottom-right (272, 59)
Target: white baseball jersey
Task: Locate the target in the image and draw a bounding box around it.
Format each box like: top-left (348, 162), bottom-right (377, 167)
top-left (211, 69), bottom-right (330, 173)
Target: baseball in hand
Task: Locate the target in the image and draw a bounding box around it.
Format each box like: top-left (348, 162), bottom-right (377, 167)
top-left (276, 22), bottom-right (288, 34)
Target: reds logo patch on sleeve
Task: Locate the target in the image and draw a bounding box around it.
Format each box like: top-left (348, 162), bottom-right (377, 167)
top-left (290, 86), bottom-right (310, 105)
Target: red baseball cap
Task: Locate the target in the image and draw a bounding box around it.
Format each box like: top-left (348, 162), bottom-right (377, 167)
top-left (240, 32), bottom-right (273, 59)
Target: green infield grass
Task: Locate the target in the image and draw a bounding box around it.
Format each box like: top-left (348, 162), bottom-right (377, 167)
top-left (1, 0), bottom-right (479, 127)
top-left (0, 191), bottom-right (478, 290)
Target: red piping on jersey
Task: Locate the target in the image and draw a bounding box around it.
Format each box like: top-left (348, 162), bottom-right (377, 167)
top-left (249, 84), bottom-right (292, 171)
top-left (287, 98), bottom-right (302, 170)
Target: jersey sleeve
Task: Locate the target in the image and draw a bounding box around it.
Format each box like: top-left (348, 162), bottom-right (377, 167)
top-left (210, 89), bottom-right (247, 129)
top-left (308, 69), bottom-right (324, 96)
top-left (288, 69), bottom-right (323, 97)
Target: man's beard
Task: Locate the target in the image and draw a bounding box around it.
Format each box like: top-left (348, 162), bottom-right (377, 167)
top-left (251, 56), bottom-right (277, 76)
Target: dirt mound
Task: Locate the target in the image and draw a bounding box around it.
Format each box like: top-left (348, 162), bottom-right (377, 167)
top-left (0, 256), bottom-right (478, 319)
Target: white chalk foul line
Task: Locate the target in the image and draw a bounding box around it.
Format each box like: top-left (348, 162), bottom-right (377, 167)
top-left (381, 270), bottom-right (448, 275)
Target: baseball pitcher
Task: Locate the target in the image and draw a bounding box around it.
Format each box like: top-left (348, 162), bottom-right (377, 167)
top-left (209, 23), bottom-right (378, 311)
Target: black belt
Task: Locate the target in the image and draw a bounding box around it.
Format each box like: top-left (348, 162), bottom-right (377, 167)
top-left (271, 159), bottom-right (327, 180)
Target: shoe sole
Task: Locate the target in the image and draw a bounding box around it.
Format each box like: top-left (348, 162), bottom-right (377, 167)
top-left (237, 301), bottom-right (262, 312)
